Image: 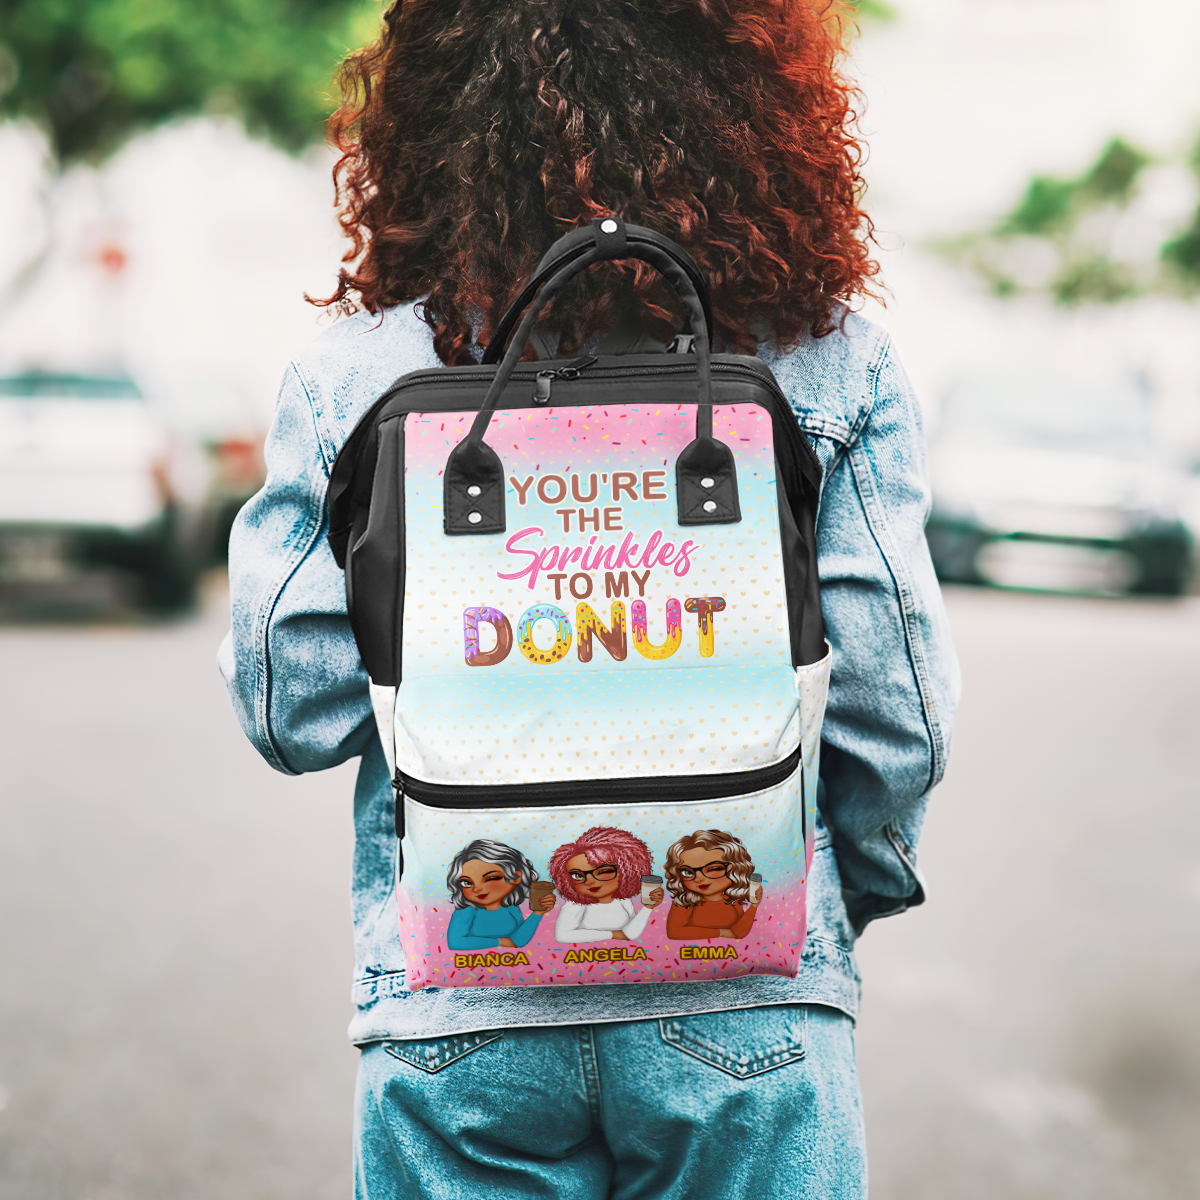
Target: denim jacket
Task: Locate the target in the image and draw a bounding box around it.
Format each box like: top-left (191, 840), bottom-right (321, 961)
top-left (218, 304), bottom-right (960, 1043)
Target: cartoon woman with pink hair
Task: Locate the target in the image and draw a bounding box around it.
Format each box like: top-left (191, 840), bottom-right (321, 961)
top-left (549, 826), bottom-right (664, 943)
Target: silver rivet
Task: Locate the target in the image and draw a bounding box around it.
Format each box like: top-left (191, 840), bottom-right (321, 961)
top-left (700, 477), bottom-right (715, 489)
top-left (467, 511), bottom-right (482, 524)
top-left (600, 219), bottom-right (619, 234)
top-left (703, 500), bottom-right (718, 513)
top-left (466, 485), bottom-right (481, 498)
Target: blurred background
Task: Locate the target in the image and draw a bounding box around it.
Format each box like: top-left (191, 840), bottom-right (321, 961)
top-left (1, 0), bottom-right (1198, 1197)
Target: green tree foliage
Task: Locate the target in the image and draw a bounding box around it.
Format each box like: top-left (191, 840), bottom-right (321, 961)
top-left (944, 136), bottom-right (1200, 303)
top-left (0, 0), bottom-right (379, 164)
top-left (1162, 212), bottom-right (1200, 278)
top-left (0, 0), bottom-right (894, 165)
top-left (848, 0), bottom-right (897, 23)
top-left (1161, 137), bottom-right (1200, 283)
top-left (1001, 139), bottom-right (1148, 237)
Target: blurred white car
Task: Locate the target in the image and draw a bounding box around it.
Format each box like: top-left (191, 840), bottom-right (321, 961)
top-left (0, 371), bottom-right (208, 611)
top-left (926, 372), bottom-right (1195, 596)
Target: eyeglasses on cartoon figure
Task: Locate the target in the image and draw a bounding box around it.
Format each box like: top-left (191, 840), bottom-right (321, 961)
top-left (567, 864), bottom-right (620, 883)
top-left (677, 860), bottom-right (731, 880)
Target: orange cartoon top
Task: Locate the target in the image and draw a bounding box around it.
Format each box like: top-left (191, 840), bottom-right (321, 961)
top-left (666, 898), bottom-right (756, 941)
top-left (662, 828), bottom-right (761, 941)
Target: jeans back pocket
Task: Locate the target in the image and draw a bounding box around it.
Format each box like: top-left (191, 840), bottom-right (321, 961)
top-left (659, 1006), bottom-right (807, 1078)
top-left (382, 1029), bottom-right (503, 1073)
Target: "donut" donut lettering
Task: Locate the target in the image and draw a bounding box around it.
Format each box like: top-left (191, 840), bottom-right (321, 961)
top-left (684, 596), bottom-right (727, 657)
top-left (631, 598), bottom-right (682, 661)
top-left (515, 604), bottom-right (573, 665)
top-left (463, 596), bottom-right (724, 666)
top-left (463, 606), bottom-right (513, 667)
top-left (575, 601), bottom-right (627, 662)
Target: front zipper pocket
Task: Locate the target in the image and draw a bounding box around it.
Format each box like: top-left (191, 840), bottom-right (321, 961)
top-left (398, 748), bottom-right (800, 811)
top-left (395, 757), bottom-right (814, 992)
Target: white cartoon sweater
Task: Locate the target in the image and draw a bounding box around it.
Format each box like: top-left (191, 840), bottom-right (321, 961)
top-left (554, 898), bottom-right (653, 943)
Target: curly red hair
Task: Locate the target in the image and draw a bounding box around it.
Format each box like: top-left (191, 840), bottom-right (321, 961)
top-left (316, 0), bottom-right (878, 363)
top-left (549, 826), bottom-right (653, 905)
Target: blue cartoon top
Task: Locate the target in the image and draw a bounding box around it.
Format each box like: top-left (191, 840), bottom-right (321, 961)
top-left (447, 906), bottom-right (543, 950)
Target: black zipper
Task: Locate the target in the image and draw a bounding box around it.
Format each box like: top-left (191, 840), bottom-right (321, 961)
top-left (329, 354), bottom-right (824, 682)
top-left (396, 747), bottom-right (800, 810)
top-left (533, 355), bottom-right (599, 403)
top-left (336, 358), bottom-right (821, 487)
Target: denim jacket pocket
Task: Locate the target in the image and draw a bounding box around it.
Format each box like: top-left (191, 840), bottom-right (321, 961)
top-left (382, 1029), bottom-right (504, 1073)
top-left (658, 1007), bottom-right (807, 1078)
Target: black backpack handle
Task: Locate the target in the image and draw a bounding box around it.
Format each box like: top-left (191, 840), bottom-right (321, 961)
top-left (481, 221), bottom-right (715, 364)
top-left (443, 217), bottom-right (740, 535)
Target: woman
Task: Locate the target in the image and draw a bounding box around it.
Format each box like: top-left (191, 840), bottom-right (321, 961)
top-left (445, 839), bottom-right (555, 951)
top-left (220, 0), bottom-right (960, 1195)
top-left (663, 829), bottom-right (759, 941)
top-left (549, 826), bottom-right (663, 943)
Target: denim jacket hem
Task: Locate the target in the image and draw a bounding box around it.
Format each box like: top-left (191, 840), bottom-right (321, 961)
top-left (347, 935), bottom-right (862, 1044)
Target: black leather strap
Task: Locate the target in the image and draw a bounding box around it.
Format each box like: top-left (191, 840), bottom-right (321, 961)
top-left (482, 220), bottom-right (714, 364)
top-left (444, 218), bottom-right (739, 535)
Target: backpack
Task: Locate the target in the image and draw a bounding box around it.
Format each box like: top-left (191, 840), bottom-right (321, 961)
top-left (328, 218), bottom-right (830, 990)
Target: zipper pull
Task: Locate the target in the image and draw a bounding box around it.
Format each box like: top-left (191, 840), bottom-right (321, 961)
top-left (554, 354), bottom-right (598, 380)
top-left (532, 356), bottom-right (597, 404)
top-left (393, 771), bottom-right (405, 840)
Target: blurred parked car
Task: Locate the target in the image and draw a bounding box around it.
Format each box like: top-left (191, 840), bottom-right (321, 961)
top-left (0, 371), bottom-right (208, 612)
top-left (202, 434), bottom-right (266, 564)
top-left (926, 372), bottom-right (1195, 596)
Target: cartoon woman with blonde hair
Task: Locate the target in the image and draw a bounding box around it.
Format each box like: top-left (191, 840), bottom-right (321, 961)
top-left (663, 829), bottom-right (760, 941)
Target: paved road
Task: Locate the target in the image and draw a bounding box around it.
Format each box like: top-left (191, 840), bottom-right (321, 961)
top-left (1, 580), bottom-right (1197, 1199)
top-left (856, 588), bottom-right (1200, 1200)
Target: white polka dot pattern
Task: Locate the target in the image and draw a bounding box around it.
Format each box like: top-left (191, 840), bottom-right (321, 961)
top-left (394, 665), bottom-right (801, 784)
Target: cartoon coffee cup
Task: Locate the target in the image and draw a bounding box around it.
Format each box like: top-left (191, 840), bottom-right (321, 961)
top-left (640, 874), bottom-right (664, 905)
top-left (528, 880), bottom-right (556, 913)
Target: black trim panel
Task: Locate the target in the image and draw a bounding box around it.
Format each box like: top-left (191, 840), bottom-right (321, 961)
top-left (398, 748), bottom-right (800, 811)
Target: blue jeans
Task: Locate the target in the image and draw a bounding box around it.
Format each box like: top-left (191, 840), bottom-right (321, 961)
top-left (354, 1004), bottom-right (866, 1199)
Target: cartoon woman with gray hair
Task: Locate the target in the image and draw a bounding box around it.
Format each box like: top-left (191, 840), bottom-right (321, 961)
top-left (445, 838), bottom-right (556, 950)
